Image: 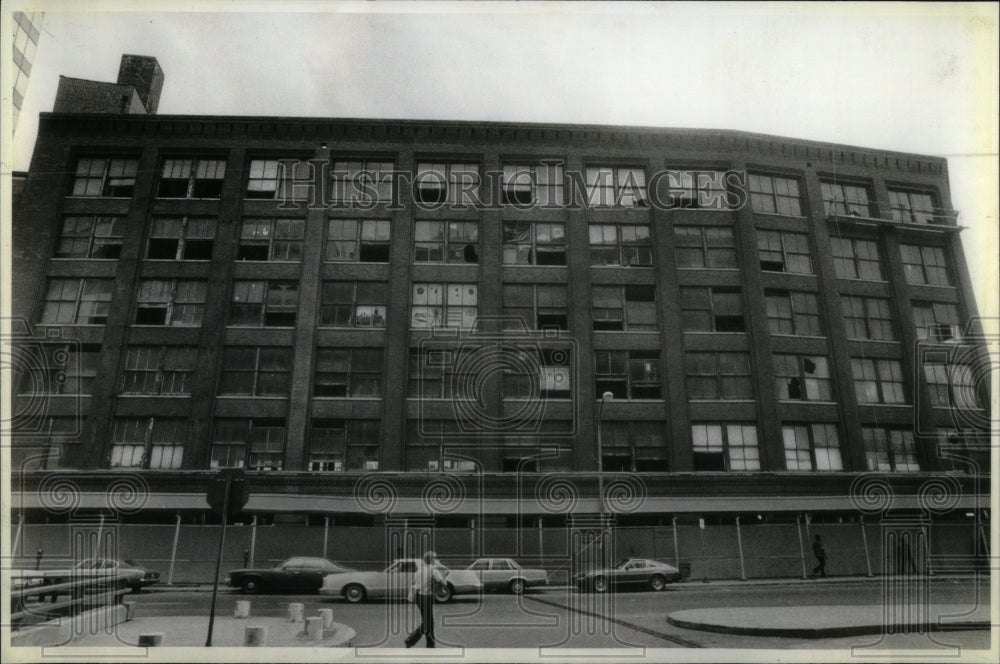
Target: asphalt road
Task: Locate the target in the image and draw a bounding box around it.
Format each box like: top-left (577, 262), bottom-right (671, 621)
top-left (116, 577), bottom-right (992, 650)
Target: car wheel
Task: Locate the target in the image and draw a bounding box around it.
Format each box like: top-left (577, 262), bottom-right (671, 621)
top-left (649, 574), bottom-right (666, 591)
top-left (434, 583), bottom-right (454, 603)
top-left (592, 576), bottom-right (609, 593)
top-left (241, 578), bottom-right (260, 594)
top-left (344, 584), bottom-right (366, 603)
top-left (509, 578), bottom-right (526, 595)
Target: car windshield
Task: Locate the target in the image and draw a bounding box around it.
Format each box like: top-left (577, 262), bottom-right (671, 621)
top-left (508, 560), bottom-right (522, 569)
top-left (615, 559), bottom-right (631, 569)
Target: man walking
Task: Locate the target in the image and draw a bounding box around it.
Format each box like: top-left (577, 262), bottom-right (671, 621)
top-left (811, 534), bottom-right (827, 578)
top-left (406, 551), bottom-right (446, 648)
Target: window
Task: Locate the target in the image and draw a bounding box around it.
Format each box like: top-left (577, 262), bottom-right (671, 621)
top-left (330, 160), bottom-right (394, 204)
top-left (841, 296), bottom-right (896, 341)
top-left (600, 421), bottom-right (668, 472)
top-left (831, 237), bottom-right (883, 280)
top-left (40, 278), bottom-right (113, 325)
top-left (674, 226), bottom-right (737, 268)
top-left (852, 358), bottom-right (906, 404)
top-left (229, 280), bottom-right (298, 327)
top-left (147, 217), bottom-right (216, 260)
top-left (314, 348), bottom-right (383, 397)
top-left (900, 244), bottom-right (951, 286)
top-left (502, 222), bottom-right (566, 265)
top-left (218, 347), bottom-right (293, 396)
top-left (157, 158), bottom-right (226, 198)
top-left (936, 428), bottom-right (989, 474)
top-left (325, 219), bottom-right (390, 262)
top-left (110, 417), bottom-right (186, 470)
top-left (320, 281), bottom-right (387, 327)
top-left (912, 302), bottom-right (962, 342)
top-left (415, 163), bottom-right (480, 205)
top-left (211, 418), bottom-right (286, 470)
top-left (821, 182), bottom-right (873, 217)
top-left (774, 354), bottom-right (832, 401)
top-left (502, 162), bottom-right (565, 206)
top-left (664, 170), bottom-right (730, 209)
top-left (237, 218), bottom-right (305, 261)
top-left (764, 290), bottom-right (821, 336)
top-left (502, 348), bottom-right (573, 399)
top-left (680, 287), bottom-right (745, 332)
top-left (308, 419), bottom-right (381, 471)
top-left (503, 284), bottom-right (568, 330)
top-left (862, 427), bottom-right (920, 471)
top-left (246, 159), bottom-right (313, 200)
top-left (691, 424), bottom-right (760, 471)
top-left (685, 351), bottom-right (753, 400)
top-left (589, 224), bottom-right (652, 266)
top-left (55, 216), bottom-right (124, 259)
top-left (748, 173), bottom-right (802, 216)
top-left (595, 350), bottom-right (661, 399)
top-left (411, 283), bottom-right (478, 329)
top-left (409, 349), bottom-right (472, 399)
top-left (923, 361), bottom-right (982, 409)
top-left (782, 424), bottom-right (843, 470)
top-left (757, 230), bottom-right (812, 273)
top-left (414, 221), bottom-right (479, 263)
top-left (592, 285), bottom-right (656, 331)
top-left (888, 189), bottom-right (940, 225)
top-left (120, 346), bottom-right (197, 395)
top-left (71, 157), bottom-right (138, 197)
top-left (135, 280), bottom-right (207, 326)
top-left (585, 166), bottom-right (647, 207)
top-left (18, 343), bottom-right (100, 396)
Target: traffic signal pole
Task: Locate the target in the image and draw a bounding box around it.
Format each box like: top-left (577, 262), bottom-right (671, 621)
top-left (205, 473), bottom-right (232, 647)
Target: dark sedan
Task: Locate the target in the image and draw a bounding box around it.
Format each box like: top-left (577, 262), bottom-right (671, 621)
top-left (228, 556), bottom-right (354, 594)
top-left (574, 558), bottom-right (682, 593)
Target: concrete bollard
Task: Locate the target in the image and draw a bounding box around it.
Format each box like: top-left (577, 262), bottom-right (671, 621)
top-left (317, 608), bottom-right (334, 630)
top-left (234, 600), bottom-right (251, 618)
top-left (304, 616), bottom-right (324, 641)
top-left (287, 602), bottom-right (304, 622)
top-left (244, 626), bottom-right (267, 647)
top-left (137, 633), bottom-right (164, 647)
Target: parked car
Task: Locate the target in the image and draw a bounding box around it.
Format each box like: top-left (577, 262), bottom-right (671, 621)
top-left (573, 558), bottom-right (682, 593)
top-left (319, 558), bottom-right (481, 603)
top-left (37, 558), bottom-right (161, 595)
top-left (466, 558), bottom-right (548, 594)
top-left (229, 556), bottom-right (354, 594)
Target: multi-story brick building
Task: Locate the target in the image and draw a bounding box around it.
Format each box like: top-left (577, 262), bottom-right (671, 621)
top-left (10, 57), bottom-right (989, 576)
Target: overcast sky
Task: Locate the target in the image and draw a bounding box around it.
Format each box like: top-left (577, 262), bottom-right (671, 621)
top-left (7, 1), bottom-right (999, 318)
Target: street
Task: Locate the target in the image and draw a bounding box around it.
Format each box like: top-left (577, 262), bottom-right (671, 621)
top-left (92, 577), bottom-right (992, 651)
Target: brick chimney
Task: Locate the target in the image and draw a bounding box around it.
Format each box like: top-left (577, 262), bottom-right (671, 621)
top-left (117, 55), bottom-right (163, 114)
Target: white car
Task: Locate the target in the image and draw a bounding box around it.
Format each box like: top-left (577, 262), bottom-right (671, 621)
top-left (320, 558), bottom-right (481, 603)
top-left (467, 558), bottom-right (548, 594)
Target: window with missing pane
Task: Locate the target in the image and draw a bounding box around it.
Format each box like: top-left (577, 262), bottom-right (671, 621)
top-left (246, 159), bottom-right (312, 200)
top-left (325, 219), bottom-right (391, 262)
top-left (414, 221), bottom-right (479, 263)
top-left (888, 189), bottom-right (940, 225)
top-left (595, 350), bottom-right (661, 399)
top-left (831, 237), bottom-right (884, 280)
top-left (748, 173), bottom-right (802, 216)
top-left (314, 348), bottom-right (384, 397)
top-left (912, 301), bottom-right (962, 342)
top-left (502, 284), bottom-right (568, 330)
top-left (502, 222), bottom-right (566, 265)
top-left (782, 424), bottom-right (842, 471)
top-left (120, 346), bottom-right (197, 395)
top-left (135, 280), bottom-right (207, 326)
top-left (585, 166), bottom-right (647, 207)
top-left (55, 216), bottom-right (125, 259)
top-left (589, 224), bottom-right (652, 266)
top-left (821, 181), bottom-right (873, 217)
top-left (39, 279), bottom-right (113, 325)
top-left (861, 427), bottom-right (919, 471)
top-left (229, 280), bottom-right (299, 327)
top-left (308, 419), bottom-right (381, 471)
top-left (674, 225), bottom-right (737, 268)
top-left (774, 354), bottom-right (832, 401)
top-left (592, 285), bottom-right (657, 331)
top-left (599, 421), bottom-right (668, 472)
top-left (691, 424), bottom-right (760, 471)
top-left (157, 158), bottom-right (226, 198)
top-left (71, 157), bottom-right (138, 197)
top-left (502, 163), bottom-right (565, 206)
top-left (665, 170), bottom-right (731, 209)
top-left (900, 244), bottom-right (951, 286)
top-left (680, 287), bottom-right (745, 332)
top-left (238, 218), bottom-right (304, 261)
top-left (211, 418), bottom-right (287, 470)
top-left (319, 281), bottom-right (387, 328)
top-left (415, 163), bottom-right (480, 205)
top-left (331, 161), bottom-right (394, 204)
top-left (218, 347), bottom-right (293, 396)
top-left (764, 290), bottom-right (821, 336)
top-left (147, 217), bottom-right (216, 260)
top-left (685, 351), bottom-right (753, 400)
top-left (757, 230), bottom-right (812, 274)
top-left (110, 417), bottom-right (186, 470)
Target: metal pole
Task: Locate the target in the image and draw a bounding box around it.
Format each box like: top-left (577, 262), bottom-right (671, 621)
top-left (249, 514), bottom-right (257, 567)
top-left (322, 516), bottom-right (329, 559)
top-left (672, 516), bottom-right (679, 568)
top-left (96, 513), bottom-right (105, 558)
top-left (168, 512), bottom-right (181, 585)
top-left (206, 475), bottom-right (232, 647)
top-left (470, 518), bottom-right (476, 558)
top-left (795, 515), bottom-right (807, 579)
top-left (537, 518), bottom-right (543, 568)
top-left (860, 515), bottom-right (873, 577)
top-left (12, 512), bottom-right (23, 558)
top-left (735, 516), bottom-right (746, 580)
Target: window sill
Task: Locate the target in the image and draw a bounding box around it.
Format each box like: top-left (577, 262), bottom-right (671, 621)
top-left (312, 396), bottom-right (383, 400)
top-left (683, 331), bottom-right (749, 336)
top-left (143, 258), bottom-right (211, 262)
top-left (319, 326), bottom-right (387, 330)
top-left (217, 395), bottom-right (288, 399)
top-left (118, 393), bottom-right (192, 398)
top-left (777, 400), bottom-right (839, 405)
top-left (904, 283), bottom-right (958, 290)
top-left (153, 196), bottom-right (222, 200)
top-left (64, 195), bottom-right (133, 200)
top-left (588, 265), bottom-right (655, 269)
top-left (770, 334), bottom-right (828, 340)
top-left (51, 257), bottom-right (119, 261)
top-left (677, 267), bottom-right (740, 271)
top-left (847, 338), bottom-right (900, 344)
top-left (759, 270), bottom-right (815, 276)
top-left (225, 325), bottom-right (296, 329)
top-left (132, 324), bottom-right (203, 328)
top-left (857, 403), bottom-right (911, 407)
top-left (688, 399), bottom-right (757, 403)
top-left (835, 276), bottom-right (888, 284)
top-left (323, 260), bottom-right (390, 264)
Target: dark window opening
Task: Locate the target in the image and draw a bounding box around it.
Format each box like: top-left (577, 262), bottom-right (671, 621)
top-left (631, 384), bottom-right (661, 399)
top-left (714, 315), bottom-right (745, 332)
top-left (148, 238), bottom-right (179, 259)
top-left (503, 458), bottom-right (538, 473)
top-left (359, 243), bottom-right (390, 262)
top-left (193, 179), bottom-right (224, 198)
top-left (693, 452), bottom-right (726, 471)
top-left (760, 260), bottom-right (785, 272)
top-left (602, 455), bottom-right (632, 472)
top-left (537, 312), bottom-right (568, 330)
top-left (416, 186), bottom-right (446, 205)
top-left (595, 380), bottom-right (627, 400)
top-left (237, 244), bottom-right (269, 261)
top-left (135, 308), bottom-right (167, 325)
top-left (635, 458), bottom-right (669, 472)
top-left (536, 248), bottom-right (566, 265)
top-left (503, 189), bottom-right (534, 206)
top-left (92, 243), bottom-right (121, 259)
top-left (264, 311), bottom-right (296, 327)
top-left (157, 179), bottom-right (188, 198)
top-left (463, 244), bottom-right (478, 263)
top-left (183, 239), bottom-right (214, 260)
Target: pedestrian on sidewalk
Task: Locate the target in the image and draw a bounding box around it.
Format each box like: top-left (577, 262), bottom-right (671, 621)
top-left (405, 550), bottom-right (445, 648)
top-left (811, 534), bottom-right (827, 578)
